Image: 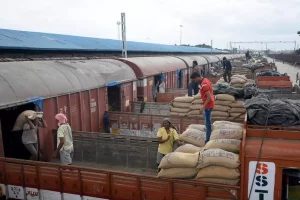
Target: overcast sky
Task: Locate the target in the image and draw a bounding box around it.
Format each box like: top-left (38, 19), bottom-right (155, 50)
top-left (0, 0), bottom-right (299, 50)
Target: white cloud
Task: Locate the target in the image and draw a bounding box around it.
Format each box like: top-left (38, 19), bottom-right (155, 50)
top-left (0, 0), bottom-right (299, 49)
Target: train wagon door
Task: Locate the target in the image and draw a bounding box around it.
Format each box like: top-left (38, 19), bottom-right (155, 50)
top-left (177, 69), bottom-right (182, 88)
top-left (107, 82), bottom-right (121, 112)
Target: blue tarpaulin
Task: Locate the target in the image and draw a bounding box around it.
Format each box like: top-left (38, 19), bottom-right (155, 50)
top-left (106, 81), bottom-right (119, 87)
top-left (27, 97), bottom-right (44, 111)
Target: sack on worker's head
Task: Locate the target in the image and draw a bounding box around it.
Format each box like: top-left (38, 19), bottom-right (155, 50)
top-left (170, 112), bottom-right (187, 117)
top-left (172, 102), bottom-right (191, 108)
top-left (213, 121), bottom-right (243, 127)
top-left (13, 110), bottom-right (37, 131)
top-left (158, 152), bottom-right (200, 169)
top-left (173, 96), bottom-right (195, 103)
top-left (188, 110), bottom-right (201, 116)
top-left (212, 111), bottom-right (229, 117)
top-left (189, 104), bottom-right (202, 110)
top-left (188, 124), bottom-right (206, 132)
top-left (197, 149), bottom-right (240, 169)
top-left (179, 129), bottom-right (206, 147)
top-left (213, 105), bottom-right (231, 112)
top-left (215, 94), bottom-right (235, 102)
top-left (215, 100), bottom-right (232, 106)
top-left (229, 108), bottom-right (246, 113)
top-left (196, 177), bottom-right (240, 186)
top-left (158, 168), bottom-right (199, 179)
top-left (229, 101), bottom-right (245, 108)
top-left (170, 107), bottom-right (190, 113)
top-left (196, 166), bottom-right (240, 180)
top-left (175, 144), bottom-right (203, 153)
top-left (213, 124), bottom-right (244, 131)
top-left (210, 129), bottom-right (243, 140)
top-left (204, 139), bottom-right (241, 153)
top-left (192, 99), bottom-right (203, 104)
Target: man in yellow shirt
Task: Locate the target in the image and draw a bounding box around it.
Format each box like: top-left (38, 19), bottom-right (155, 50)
top-left (157, 118), bottom-right (182, 170)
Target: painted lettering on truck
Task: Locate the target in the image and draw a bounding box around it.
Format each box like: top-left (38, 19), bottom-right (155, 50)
top-left (248, 161), bottom-right (276, 200)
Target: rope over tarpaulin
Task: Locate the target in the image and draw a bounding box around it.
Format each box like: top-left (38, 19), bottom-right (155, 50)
top-left (27, 97), bottom-right (44, 111)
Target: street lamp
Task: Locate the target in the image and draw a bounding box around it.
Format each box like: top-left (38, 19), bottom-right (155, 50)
top-left (179, 25), bottom-right (183, 45)
top-left (117, 21), bottom-right (121, 40)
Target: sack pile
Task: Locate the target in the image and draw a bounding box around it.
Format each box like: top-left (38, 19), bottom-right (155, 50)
top-left (213, 94), bottom-right (235, 119)
top-left (217, 74), bottom-right (255, 89)
top-left (170, 96), bottom-right (194, 117)
top-left (187, 95), bottom-right (203, 118)
top-left (157, 152), bottom-right (200, 178)
top-left (229, 101), bottom-right (246, 120)
top-left (179, 128), bottom-right (206, 147)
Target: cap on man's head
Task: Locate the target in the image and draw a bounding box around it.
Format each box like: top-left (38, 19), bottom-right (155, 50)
top-left (223, 57), bottom-right (227, 60)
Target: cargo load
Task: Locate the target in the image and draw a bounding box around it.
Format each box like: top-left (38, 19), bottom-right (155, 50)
top-left (12, 110), bottom-right (37, 131)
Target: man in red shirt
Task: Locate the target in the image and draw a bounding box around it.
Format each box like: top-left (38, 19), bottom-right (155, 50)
top-left (190, 72), bottom-right (215, 143)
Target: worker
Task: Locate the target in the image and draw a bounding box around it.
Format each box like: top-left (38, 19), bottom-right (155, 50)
top-left (159, 76), bottom-right (166, 93)
top-left (245, 51), bottom-right (251, 63)
top-left (188, 61), bottom-right (200, 96)
top-left (156, 118), bottom-right (182, 171)
top-left (104, 111), bottom-right (110, 133)
top-left (190, 72), bottom-right (215, 143)
top-left (53, 113), bottom-right (74, 165)
top-left (22, 115), bottom-right (47, 161)
top-left (223, 57), bottom-right (232, 83)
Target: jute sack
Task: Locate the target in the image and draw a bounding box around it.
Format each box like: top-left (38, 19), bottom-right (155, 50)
top-left (210, 129), bottom-right (243, 140)
top-left (197, 178), bottom-right (240, 186)
top-left (196, 166), bottom-right (240, 179)
top-left (13, 110), bottom-right (37, 131)
top-left (158, 168), bottom-right (199, 178)
top-left (188, 110), bottom-right (201, 116)
top-left (172, 102), bottom-right (191, 108)
top-left (232, 74), bottom-right (247, 80)
top-left (212, 111), bottom-right (229, 117)
top-left (189, 104), bottom-right (202, 110)
top-left (179, 129), bottom-right (206, 147)
top-left (193, 94), bottom-right (201, 99)
top-left (215, 100), bottom-right (232, 106)
top-left (231, 78), bottom-right (247, 84)
top-left (197, 149), bottom-right (240, 169)
top-left (215, 94), bottom-right (235, 102)
top-left (158, 152), bottom-right (200, 169)
top-left (192, 99), bottom-right (203, 104)
top-left (173, 96), bottom-right (195, 103)
top-left (231, 83), bottom-right (243, 88)
top-left (188, 124), bottom-right (206, 132)
top-left (171, 107), bottom-right (190, 113)
top-left (175, 144), bottom-right (203, 153)
top-left (230, 101), bottom-right (244, 108)
top-left (213, 124), bottom-right (243, 131)
top-left (213, 121), bottom-right (243, 127)
top-left (213, 105), bottom-right (231, 112)
top-left (229, 108), bottom-right (246, 113)
top-left (170, 112), bottom-right (186, 117)
top-left (204, 139), bottom-right (241, 153)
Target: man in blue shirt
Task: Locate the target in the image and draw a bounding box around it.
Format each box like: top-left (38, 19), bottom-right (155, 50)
top-left (223, 57), bottom-right (232, 83)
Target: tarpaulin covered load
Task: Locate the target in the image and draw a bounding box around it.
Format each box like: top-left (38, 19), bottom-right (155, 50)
top-left (257, 71), bottom-right (286, 76)
top-left (244, 94), bottom-right (300, 126)
top-left (213, 83), bottom-right (245, 99)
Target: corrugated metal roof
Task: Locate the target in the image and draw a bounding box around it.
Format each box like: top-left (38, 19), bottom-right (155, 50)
top-left (201, 55), bottom-right (220, 63)
top-left (176, 55), bottom-right (208, 67)
top-left (116, 56), bottom-right (187, 79)
top-left (0, 29), bottom-right (228, 54)
top-left (0, 59), bottom-right (136, 107)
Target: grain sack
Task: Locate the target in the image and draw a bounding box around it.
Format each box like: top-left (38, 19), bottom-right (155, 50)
top-left (192, 99), bottom-right (203, 104)
top-left (193, 94), bottom-right (201, 99)
top-left (229, 108), bottom-right (246, 113)
top-left (173, 96), bottom-right (195, 103)
top-left (158, 152), bottom-right (199, 169)
top-left (197, 178), bottom-right (240, 186)
top-left (179, 129), bottom-right (206, 147)
top-left (215, 100), bottom-right (232, 106)
top-left (13, 110), bottom-right (37, 131)
top-left (189, 104), bottom-right (202, 110)
top-left (188, 124), bottom-right (206, 132)
top-left (196, 166), bottom-right (240, 179)
top-left (204, 139), bottom-right (241, 153)
top-left (213, 105), bottom-right (231, 112)
top-left (210, 129), bottom-right (243, 140)
top-left (197, 149), bottom-right (240, 169)
top-left (213, 121), bottom-right (243, 127)
top-left (231, 78), bottom-right (247, 84)
top-left (175, 144), bottom-right (202, 153)
top-left (172, 102), bottom-right (191, 108)
top-left (158, 168), bottom-right (199, 178)
top-left (213, 123), bottom-right (243, 131)
top-left (229, 101), bottom-right (244, 108)
top-left (212, 111), bottom-right (229, 117)
top-left (231, 83), bottom-right (243, 88)
top-left (215, 94), bottom-right (235, 102)
top-left (188, 110), bottom-right (201, 116)
top-left (171, 107), bottom-right (190, 113)
top-left (232, 74), bottom-right (247, 80)
top-left (170, 112), bottom-right (186, 117)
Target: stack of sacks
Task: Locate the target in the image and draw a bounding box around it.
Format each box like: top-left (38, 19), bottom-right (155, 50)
top-left (170, 96), bottom-right (194, 117)
top-left (188, 95), bottom-right (203, 118)
top-left (230, 75), bottom-right (248, 88)
top-left (229, 101), bottom-right (246, 120)
top-left (157, 152), bottom-right (200, 178)
top-left (179, 125), bottom-right (206, 147)
top-left (213, 94), bottom-right (235, 119)
top-left (210, 121), bottom-right (244, 140)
